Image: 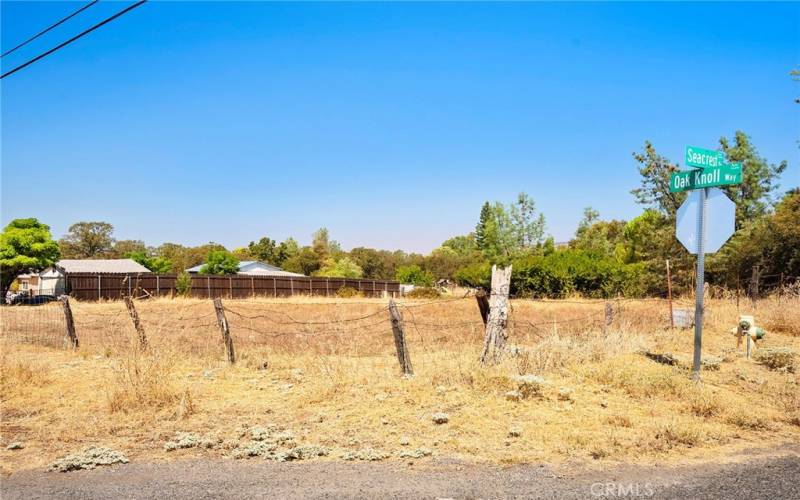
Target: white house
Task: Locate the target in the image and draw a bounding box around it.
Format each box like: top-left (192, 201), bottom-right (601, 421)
top-left (38, 259), bottom-right (150, 296)
top-left (185, 260), bottom-right (305, 277)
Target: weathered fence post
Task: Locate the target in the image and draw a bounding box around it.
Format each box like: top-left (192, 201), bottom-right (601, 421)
top-left (480, 265), bottom-right (512, 365)
top-left (124, 296), bottom-right (148, 350)
top-left (750, 265), bottom-right (760, 309)
top-left (388, 299), bottom-right (413, 376)
top-left (666, 259), bottom-right (674, 331)
top-left (475, 289), bottom-right (490, 326)
top-left (213, 298), bottom-right (235, 364)
top-left (603, 302), bottom-right (614, 336)
top-left (60, 296), bottom-right (79, 348)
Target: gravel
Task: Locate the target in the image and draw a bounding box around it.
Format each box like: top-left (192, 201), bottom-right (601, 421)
top-left (6, 445), bottom-right (797, 499)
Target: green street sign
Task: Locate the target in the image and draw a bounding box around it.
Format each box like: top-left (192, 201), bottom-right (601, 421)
top-left (685, 145), bottom-right (726, 169)
top-left (670, 164), bottom-right (743, 193)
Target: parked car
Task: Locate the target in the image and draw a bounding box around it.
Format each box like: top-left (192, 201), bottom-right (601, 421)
top-left (5, 291), bottom-right (58, 305)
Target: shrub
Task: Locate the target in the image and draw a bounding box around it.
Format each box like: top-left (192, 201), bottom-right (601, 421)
top-left (406, 287), bottom-right (441, 299)
top-left (175, 271), bottom-right (192, 297)
top-left (200, 250), bottom-right (239, 275)
top-left (753, 348), bottom-right (796, 373)
top-left (453, 262), bottom-right (491, 289)
top-left (511, 250), bottom-right (641, 298)
top-left (335, 286), bottom-right (361, 298)
top-left (395, 265), bottom-right (434, 287)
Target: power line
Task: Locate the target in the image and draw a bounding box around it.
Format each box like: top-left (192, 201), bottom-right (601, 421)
top-left (1, 0), bottom-right (147, 80)
top-left (1, 0), bottom-right (99, 58)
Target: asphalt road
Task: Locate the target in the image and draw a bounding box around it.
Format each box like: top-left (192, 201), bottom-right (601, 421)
top-left (2, 450), bottom-right (798, 499)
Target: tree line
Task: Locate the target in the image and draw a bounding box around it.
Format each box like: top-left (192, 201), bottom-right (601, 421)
top-left (1, 130), bottom-right (796, 298)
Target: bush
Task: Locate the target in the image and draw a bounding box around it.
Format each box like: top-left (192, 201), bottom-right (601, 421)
top-left (335, 286), bottom-right (362, 298)
top-left (395, 265), bottom-right (434, 286)
top-left (512, 250), bottom-right (643, 298)
top-left (200, 250), bottom-right (239, 275)
top-left (453, 262), bottom-right (491, 289)
top-left (753, 348), bottom-right (796, 373)
top-left (175, 271), bottom-right (192, 297)
top-left (406, 287), bottom-right (441, 299)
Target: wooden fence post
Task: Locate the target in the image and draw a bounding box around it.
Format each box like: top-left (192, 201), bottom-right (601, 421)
top-left (388, 299), bottom-right (413, 376)
top-left (213, 298), bottom-right (235, 364)
top-left (124, 296), bottom-right (148, 350)
top-left (666, 259), bottom-right (674, 331)
top-left (603, 302), bottom-right (614, 336)
top-left (750, 265), bottom-right (760, 309)
top-left (475, 289), bottom-right (490, 326)
top-left (60, 296), bottom-right (79, 348)
top-left (480, 265), bottom-right (512, 365)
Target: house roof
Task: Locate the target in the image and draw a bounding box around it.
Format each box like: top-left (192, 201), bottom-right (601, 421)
top-left (185, 260), bottom-right (305, 277)
top-left (55, 259), bottom-right (150, 274)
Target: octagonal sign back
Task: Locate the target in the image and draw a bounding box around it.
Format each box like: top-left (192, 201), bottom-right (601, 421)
top-left (676, 187), bottom-right (735, 254)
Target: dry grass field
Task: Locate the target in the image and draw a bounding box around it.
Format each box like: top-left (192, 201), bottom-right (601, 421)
top-left (1, 294), bottom-right (798, 474)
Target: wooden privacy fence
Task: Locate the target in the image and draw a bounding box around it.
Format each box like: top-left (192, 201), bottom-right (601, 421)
top-left (65, 273), bottom-right (400, 301)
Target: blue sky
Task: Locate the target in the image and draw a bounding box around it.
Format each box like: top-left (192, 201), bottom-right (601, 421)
top-left (2, 1), bottom-right (798, 253)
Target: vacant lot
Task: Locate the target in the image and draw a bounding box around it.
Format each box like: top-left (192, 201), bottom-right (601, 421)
top-left (1, 294), bottom-right (798, 474)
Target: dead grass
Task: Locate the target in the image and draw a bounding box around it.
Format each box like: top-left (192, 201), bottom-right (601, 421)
top-left (1, 295), bottom-right (799, 473)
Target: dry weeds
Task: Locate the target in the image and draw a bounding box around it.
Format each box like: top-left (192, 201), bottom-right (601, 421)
top-left (1, 295), bottom-right (799, 473)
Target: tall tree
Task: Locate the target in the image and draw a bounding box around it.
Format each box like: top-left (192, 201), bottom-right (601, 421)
top-left (719, 130), bottom-right (788, 224)
top-left (475, 202), bottom-right (492, 251)
top-left (0, 218), bottom-right (60, 294)
top-left (59, 221), bottom-right (115, 258)
top-left (111, 239), bottom-right (146, 258)
top-left (630, 141), bottom-right (685, 218)
top-left (509, 192), bottom-right (546, 249)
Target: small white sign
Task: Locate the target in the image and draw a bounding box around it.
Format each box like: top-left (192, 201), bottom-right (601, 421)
top-left (675, 188), bottom-right (736, 254)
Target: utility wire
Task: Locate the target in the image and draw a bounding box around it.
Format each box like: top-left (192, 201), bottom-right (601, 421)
top-left (1, 0), bottom-right (146, 80)
top-left (1, 0), bottom-right (99, 58)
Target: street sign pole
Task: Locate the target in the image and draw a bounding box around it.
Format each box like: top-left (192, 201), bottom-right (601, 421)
top-left (692, 187), bottom-right (708, 381)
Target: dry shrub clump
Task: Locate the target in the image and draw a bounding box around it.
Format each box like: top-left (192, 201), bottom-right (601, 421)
top-left (0, 359), bottom-right (50, 394)
top-left (685, 387), bottom-right (726, 418)
top-left (585, 356), bottom-right (690, 399)
top-left (105, 348), bottom-right (194, 417)
top-left (753, 348), bottom-right (797, 373)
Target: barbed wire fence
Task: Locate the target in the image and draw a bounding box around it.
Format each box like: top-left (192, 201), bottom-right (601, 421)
top-left (1, 280), bottom-right (797, 372)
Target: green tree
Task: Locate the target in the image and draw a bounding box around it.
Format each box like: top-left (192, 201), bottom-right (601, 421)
top-left (199, 250), bottom-right (240, 275)
top-left (59, 221), bottom-right (115, 258)
top-left (126, 251), bottom-right (173, 274)
top-left (719, 130), bottom-right (788, 224)
top-left (275, 237), bottom-right (299, 266)
top-left (509, 192), bottom-right (546, 249)
top-left (316, 257), bottom-right (363, 278)
top-left (630, 141), bottom-right (685, 218)
top-left (571, 207), bottom-right (626, 257)
top-left (283, 247), bottom-right (321, 276)
top-left (311, 228), bottom-right (341, 260)
top-left (0, 218), bottom-right (61, 294)
top-left (349, 247), bottom-right (389, 279)
top-left (395, 264), bottom-right (434, 286)
top-left (441, 233), bottom-right (478, 256)
top-left (111, 239), bottom-right (146, 258)
top-left (248, 237), bottom-right (278, 264)
top-left (475, 202), bottom-right (492, 251)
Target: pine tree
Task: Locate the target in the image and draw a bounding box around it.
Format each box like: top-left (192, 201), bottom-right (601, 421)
top-left (475, 202), bottom-right (491, 251)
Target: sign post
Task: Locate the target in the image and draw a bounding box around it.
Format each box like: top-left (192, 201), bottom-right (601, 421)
top-left (692, 188), bottom-right (708, 381)
top-left (675, 146), bottom-right (740, 381)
